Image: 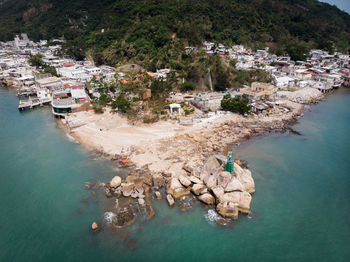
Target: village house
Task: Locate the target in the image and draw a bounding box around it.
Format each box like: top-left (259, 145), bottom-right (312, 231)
top-left (239, 82), bottom-right (277, 98)
top-left (193, 92), bottom-right (225, 111)
top-left (35, 76), bottom-right (63, 89)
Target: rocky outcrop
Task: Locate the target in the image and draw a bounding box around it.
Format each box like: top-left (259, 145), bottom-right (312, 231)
top-left (234, 164), bottom-right (255, 193)
top-left (203, 156), bottom-right (221, 175)
top-left (198, 193), bottom-right (215, 205)
top-left (110, 176), bottom-right (122, 188)
top-left (189, 175), bottom-right (203, 184)
top-left (166, 177), bottom-right (190, 199)
top-left (217, 171), bottom-right (231, 188)
top-left (238, 191), bottom-right (252, 214)
top-left (225, 177), bottom-right (243, 192)
top-left (91, 222), bottom-right (100, 232)
top-left (121, 183), bottom-right (135, 197)
top-left (191, 184), bottom-right (206, 195)
top-left (216, 201), bottom-right (239, 220)
top-left (211, 186), bottom-right (224, 200)
top-left (179, 174), bottom-right (192, 187)
top-left (155, 191), bottom-right (163, 199)
top-left (204, 175), bottom-right (217, 189)
top-left (166, 194), bottom-right (175, 207)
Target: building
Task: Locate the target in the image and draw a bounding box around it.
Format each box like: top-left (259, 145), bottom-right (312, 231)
top-left (35, 76), bottom-right (63, 89)
top-left (51, 87), bottom-right (89, 117)
top-left (239, 82), bottom-right (276, 98)
top-left (193, 92), bottom-right (225, 111)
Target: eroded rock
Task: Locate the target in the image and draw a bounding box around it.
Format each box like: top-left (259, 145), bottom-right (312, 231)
top-left (198, 193), bottom-right (215, 205)
top-left (216, 201), bottom-right (239, 220)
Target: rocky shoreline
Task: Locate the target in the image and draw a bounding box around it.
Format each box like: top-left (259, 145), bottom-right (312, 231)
top-left (64, 88), bottom-right (325, 229)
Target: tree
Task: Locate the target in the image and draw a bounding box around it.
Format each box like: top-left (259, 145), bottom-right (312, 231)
top-left (180, 82), bottom-right (196, 92)
top-left (221, 94), bottom-right (251, 114)
top-left (112, 93), bottom-right (131, 113)
top-left (28, 53), bottom-right (44, 67)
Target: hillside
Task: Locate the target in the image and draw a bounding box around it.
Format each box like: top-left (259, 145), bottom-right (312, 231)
top-left (0, 0), bottom-right (349, 67)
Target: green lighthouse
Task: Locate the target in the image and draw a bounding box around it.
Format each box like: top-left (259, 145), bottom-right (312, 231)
top-left (224, 149), bottom-right (234, 175)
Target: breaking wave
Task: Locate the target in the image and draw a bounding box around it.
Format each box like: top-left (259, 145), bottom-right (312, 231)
top-left (204, 209), bottom-right (220, 225)
top-left (104, 212), bottom-right (116, 224)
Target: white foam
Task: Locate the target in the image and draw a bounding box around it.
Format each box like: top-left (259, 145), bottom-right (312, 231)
top-left (103, 212), bottom-right (116, 224)
top-left (204, 209), bottom-right (220, 224)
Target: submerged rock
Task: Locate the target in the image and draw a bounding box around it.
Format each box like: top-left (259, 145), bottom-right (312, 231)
top-left (114, 206), bottom-right (136, 227)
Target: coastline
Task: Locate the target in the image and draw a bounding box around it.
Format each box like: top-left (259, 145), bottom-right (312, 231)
top-left (62, 87), bottom-right (323, 176)
top-left (58, 87), bottom-right (326, 226)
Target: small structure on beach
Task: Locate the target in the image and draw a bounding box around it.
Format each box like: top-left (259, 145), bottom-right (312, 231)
top-left (169, 103), bottom-right (181, 114)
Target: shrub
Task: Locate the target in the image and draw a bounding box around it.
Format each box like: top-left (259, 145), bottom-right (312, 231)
top-left (221, 94), bottom-right (251, 115)
top-left (92, 103), bottom-right (104, 114)
top-left (112, 93), bottom-right (131, 113)
top-left (180, 82), bottom-right (196, 92)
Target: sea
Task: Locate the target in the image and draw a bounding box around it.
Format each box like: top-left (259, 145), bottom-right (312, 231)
top-left (0, 86), bottom-right (349, 262)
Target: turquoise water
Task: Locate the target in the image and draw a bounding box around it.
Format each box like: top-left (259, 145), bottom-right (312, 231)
top-left (0, 86), bottom-right (349, 261)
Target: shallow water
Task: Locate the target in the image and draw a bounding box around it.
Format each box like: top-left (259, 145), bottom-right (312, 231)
top-left (0, 87), bottom-right (349, 261)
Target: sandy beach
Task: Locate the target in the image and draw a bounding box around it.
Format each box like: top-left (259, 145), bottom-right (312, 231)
top-left (63, 87), bottom-right (323, 178)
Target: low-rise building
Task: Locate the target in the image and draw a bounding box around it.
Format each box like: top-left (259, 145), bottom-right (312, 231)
top-left (240, 82), bottom-right (277, 98)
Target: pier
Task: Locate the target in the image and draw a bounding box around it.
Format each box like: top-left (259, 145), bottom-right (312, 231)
top-left (18, 97), bottom-right (51, 111)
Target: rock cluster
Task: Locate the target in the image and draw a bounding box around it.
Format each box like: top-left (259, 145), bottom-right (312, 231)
top-left (165, 155), bottom-right (255, 221)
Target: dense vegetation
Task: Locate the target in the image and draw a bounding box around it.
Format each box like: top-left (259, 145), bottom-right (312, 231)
top-left (221, 94), bottom-right (251, 114)
top-left (0, 0), bottom-right (349, 68)
top-left (28, 53), bottom-right (59, 76)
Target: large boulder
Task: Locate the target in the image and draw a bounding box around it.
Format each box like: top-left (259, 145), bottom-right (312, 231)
top-left (183, 161), bottom-right (196, 173)
top-left (198, 193), bottom-right (215, 205)
top-left (166, 177), bottom-right (190, 199)
top-left (218, 191), bottom-right (241, 204)
top-left (216, 201), bottom-right (239, 220)
top-left (179, 174), bottom-right (192, 187)
top-left (211, 186), bottom-right (225, 200)
top-left (217, 171), bottom-right (232, 188)
top-left (234, 164), bottom-right (255, 194)
top-left (189, 175), bottom-right (203, 184)
top-left (191, 184), bottom-right (206, 196)
top-left (110, 176), bottom-right (122, 188)
top-left (214, 154), bottom-right (227, 166)
top-left (166, 194), bottom-right (175, 207)
top-left (238, 191), bottom-right (252, 213)
top-left (203, 156), bottom-right (221, 174)
top-left (121, 183), bottom-right (135, 197)
top-left (225, 177), bottom-right (244, 192)
top-left (204, 175), bottom-right (217, 189)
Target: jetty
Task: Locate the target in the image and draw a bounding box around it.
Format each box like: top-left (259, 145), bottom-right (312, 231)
top-left (18, 97), bottom-right (51, 111)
